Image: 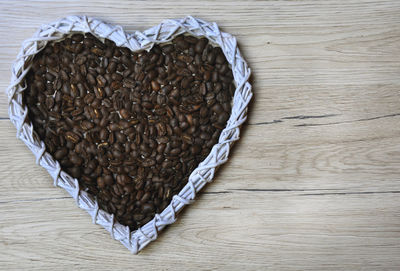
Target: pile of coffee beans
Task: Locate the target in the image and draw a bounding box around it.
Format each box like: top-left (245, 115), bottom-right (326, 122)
top-left (24, 32), bottom-right (234, 230)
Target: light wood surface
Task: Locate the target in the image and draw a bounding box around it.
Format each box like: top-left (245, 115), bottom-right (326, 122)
top-left (1, 1), bottom-right (400, 270)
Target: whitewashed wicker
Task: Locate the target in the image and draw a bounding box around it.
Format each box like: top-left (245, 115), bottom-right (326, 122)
top-left (6, 15), bottom-right (252, 254)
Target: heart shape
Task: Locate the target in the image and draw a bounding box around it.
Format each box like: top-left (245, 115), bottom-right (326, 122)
top-left (25, 31), bottom-right (235, 231)
top-left (7, 16), bottom-right (252, 253)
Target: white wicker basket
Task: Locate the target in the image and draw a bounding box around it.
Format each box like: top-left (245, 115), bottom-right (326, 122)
top-left (6, 15), bottom-right (252, 254)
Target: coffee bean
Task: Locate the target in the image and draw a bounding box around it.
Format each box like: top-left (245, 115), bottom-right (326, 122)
top-left (164, 187), bottom-right (172, 200)
top-left (184, 35), bottom-right (198, 44)
top-left (116, 174), bottom-right (130, 186)
top-left (212, 103), bottom-right (224, 114)
top-left (68, 167), bottom-right (82, 178)
top-left (176, 39), bottom-right (189, 51)
top-left (119, 108), bottom-right (131, 120)
top-left (133, 213), bottom-right (144, 221)
top-left (141, 192), bottom-right (151, 203)
top-left (142, 203), bottom-right (155, 214)
top-left (25, 33), bottom-right (234, 231)
top-left (170, 148), bottom-right (181, 156)
top-left (72, 33), bottom-right (84, 42)
top-left (96, 75), bottom-right (107, 87)
top-left (65, 131), bottom-right (80, 143)
top-left (195, 38), bottom-right (208, 53)
top-left (91, 47), bottom-right (104, 56)
top-left (190, 145), bottom-right (201, 154)
top-left (95, 176), bottom-right (104, 189)
top-left (181, 77), bottom-right (193, 89)
top-left (54, 148), bottom-right (68, 160)
top-left (151, 81), bottom-right (160, 91)
top-left (116, 132), bottom-right (127, 143)
top-left (70, 153), bottom-right (83, 166)
top-left (218, 112), bottom-right (230, 124)
top-left (162, 44), bottom-right (174, 54)
top-left (81, 120), bottom-right (94, 130)
top-left (212, 71), bottom-right (219, 82)
top-left (200, 132), bottom-right (211, 140)
top-left (207, 51), bottom-right (216, 64)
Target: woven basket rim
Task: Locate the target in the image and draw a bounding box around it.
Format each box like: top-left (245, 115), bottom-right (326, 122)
top-left (6, 15), bottom-right (252, 254)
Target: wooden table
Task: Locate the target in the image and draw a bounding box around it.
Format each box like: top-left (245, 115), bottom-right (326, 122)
top-left (1, 1), bottom-right (399, 270)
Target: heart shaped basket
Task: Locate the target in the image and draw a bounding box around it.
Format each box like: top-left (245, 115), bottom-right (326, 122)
top-left (6, 15), bottom-right (252, 254)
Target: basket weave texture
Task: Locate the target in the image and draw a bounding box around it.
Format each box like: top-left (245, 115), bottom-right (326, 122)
top-left (6, 15), bottom-right (252, 254)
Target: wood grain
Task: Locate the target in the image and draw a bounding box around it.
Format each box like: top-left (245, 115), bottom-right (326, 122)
top-left (1, 0), bottom-right (400, 270)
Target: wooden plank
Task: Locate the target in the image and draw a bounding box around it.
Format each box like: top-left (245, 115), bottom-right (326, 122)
top-left (1, 1), bottom-right (400, 118)
top-left (1, 119), bottom-right (400, 202)
top-left (1, 0), bottom-right (400, 270)
top-left (1, 191), bottom-right (399, 270)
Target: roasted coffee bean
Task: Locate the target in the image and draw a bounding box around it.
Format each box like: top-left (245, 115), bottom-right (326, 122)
top-left (207, 50), bottom-right (216, 64)
top-left (142, 158), bottom-right (156, 167)
top-left (99, 128), bottom-right (109, 141)
top-left (175, 39), bottom-right (189, 51)
top-left (195, 38), bottom-right (208, 53)
top-left (116, 132), bottom-right (127, 143)
top-left (218, 112), bottom-right (230, 124)
top-left (190, 145), bottom-right (201, 154)
top-left (54, 147), bottom-right (68, 160)
top-left (151, 81), bottom-right (160, 91)
top-left (97, 176), bottom-right (106, 189)
top-left (212, 71), bottom-right (219, 82)
top-left (170, 148), bottom-right (181, 156)
top-left (70, 153), bottom-right (83, 166)
top-left (142, 203), bottom-right (155, 214)
top-left (81, 120), bottom-right (94, 130)
top-left (87, 73), bottom-right (96, 86)
top-left (140, 192), bottom-right (151, 203)
top-left (45, 96), bottom-right (55, 109)
top-left (68, 167), bottom-right (82, 178)
top-left (24, 33), bottom-right (234, 231)
top-left (65, 131), bottom-right (80, 143)
top-left (119, 108), bottom-right (131, 119)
